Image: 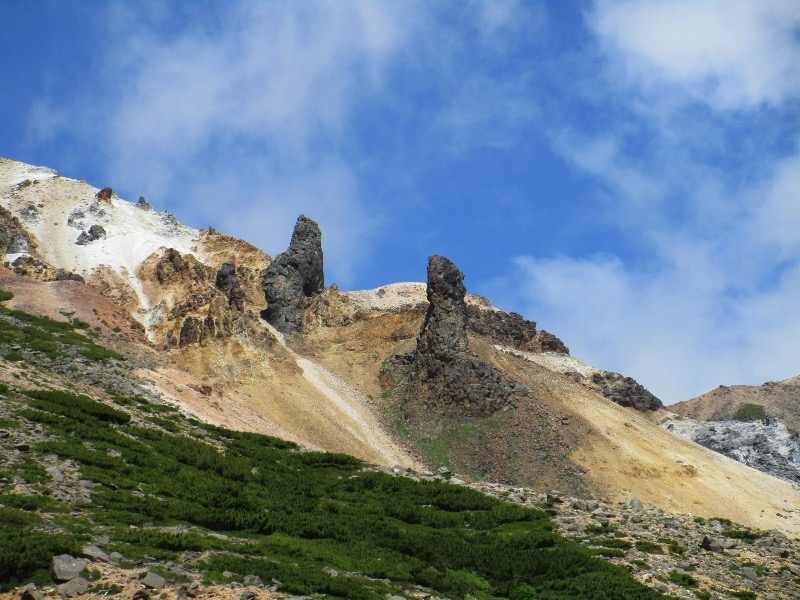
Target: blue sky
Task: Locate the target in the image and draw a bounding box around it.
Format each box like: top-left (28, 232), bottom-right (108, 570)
top-left (1, 0), bottom-right (799, 404)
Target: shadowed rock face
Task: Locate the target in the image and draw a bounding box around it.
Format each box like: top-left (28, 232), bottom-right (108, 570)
top-left (417, 255), bottom-right (469, 358)
top-left (0, 206), bottom-right (32, 253)
top-left (261, 215), bottom-right (324, 335)
top-left (406, 255), bottom-right (528, 419)
top-left (215, 261), bottom-right (244, 312)
top-left (466, 305), bottom-right (569, 354)
top-left (591, 372), bottom-right (663, 411)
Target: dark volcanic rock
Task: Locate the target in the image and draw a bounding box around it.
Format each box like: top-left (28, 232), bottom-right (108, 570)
top-left (95, 187), bottom-right (114, 203)
top-left (466, 306), bottom-right (569, 354)
top-left (406, 256), bottom-right (528, 419)
top-left (136, 196), bottom-right (153, 211)
top-left (591, 371), bottom-right (662, 411)
top-left (156, 248), bottom-right (190, 284)
top-left (466, 305), bottom-right (535, 350)
top-left (0, 205), bottom-right (32, 253)
top-left (418, 255), bottom-right (468, 356)
top-left (215, 261), bottom-right (245, 311)
top-left (261, 215), bottom-right (324, 335)
top-left (179, 317), bottom-right (202, 347)
top-left (75, 224), bottom-right (106, 245)
top-left (532, 330), bottom-right (569, 354)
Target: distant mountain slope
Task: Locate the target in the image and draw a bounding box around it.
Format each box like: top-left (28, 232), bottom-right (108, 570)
top-left (671, 376), bottom-right (800, 434)
top-left (665, 376), bottom-right (800, 485)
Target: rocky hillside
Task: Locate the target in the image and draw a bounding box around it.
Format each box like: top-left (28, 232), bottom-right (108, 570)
top-left (2, 157), bottom-right (799, 542)
top-left (666, 377), bottom-right (800, 485)
top-left (1, 294), bottom-right (798, 600)
top-left (663, 417), bottom-right (800, 485)
top-left (672, 376), bottom-right (800, 433)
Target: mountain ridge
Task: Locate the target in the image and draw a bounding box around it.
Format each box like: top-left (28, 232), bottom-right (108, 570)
top-left (1, 156), bottom-right (799, 541)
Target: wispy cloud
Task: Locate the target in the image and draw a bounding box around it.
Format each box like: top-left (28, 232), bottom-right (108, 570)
top-left (501, 0), bottom-right (800, 402)
top-left (27, 1), bottom-right (418, 286)
top-left (588, 0), bottom-right (800, 110)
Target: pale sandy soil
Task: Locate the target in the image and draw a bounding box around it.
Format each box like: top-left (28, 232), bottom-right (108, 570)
top-left (503, 347), bottom-right (800, 538)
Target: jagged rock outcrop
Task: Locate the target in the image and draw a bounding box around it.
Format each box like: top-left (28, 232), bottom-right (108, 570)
top-left (215, 261), bottom-right (244, 311)
top-left (261, 215), bottom-right (324, 335)
top-left (665, 416), bottom-right (800, 484)
top-left (5, 255), bottom-right (83, 282)
top-left (136, 196), bottom-right (153, 211)
top-left (531, 330), bottom-right (569, 354)
top-left (0, 205), bottom-right (32, 253)
top-left (405, 255), bottom-right (528, 419)
top-left (75, 224), bottom-right (106, 245)
top-left (95, 187), bottom-right (114, 203)
top-left (155, 248), bottom-right (190, 284)
top-left (466, 305), bottom-right (569, 354)
top-left (591, 371), bottom-right (662, 411)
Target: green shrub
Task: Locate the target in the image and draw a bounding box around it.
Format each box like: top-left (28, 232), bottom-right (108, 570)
top-left (728, 591), bottom-right (756, 600)
top-left (668, 570), bottom-right (698, 588)
top-left (722, 529), bottom-right (758, 543)
top-left (510, 584), bottom-right (538, 600)
top-left (0, 383), bottom-right (667, 598)
top-left (0, 290), bottom-right (13, 302)
top-left (3, 350), bottom-right (24, 362)
top-left (634, 540), bottom-right (663, 554)
top-left (732, 403), bottom-right (766, 422)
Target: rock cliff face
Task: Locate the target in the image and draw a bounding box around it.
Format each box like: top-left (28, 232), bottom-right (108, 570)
top-left (405, 255), bottom-right (528, 419)
top-left (466, 305), bottom-right (569, 354)
top-left (215, 261), bottom-right (244, 312)
top-left (261, 216), bottom-right (324, 335)
top-left (664, 417), bottom-right (800, 485)
top-left (591, 371), bottom-right (663, 411)
top-left (0, 205), bottom-right (32, 253)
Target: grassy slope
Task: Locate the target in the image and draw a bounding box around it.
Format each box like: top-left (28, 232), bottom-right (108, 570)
top-left (0, 292), bottom-right (665, 599)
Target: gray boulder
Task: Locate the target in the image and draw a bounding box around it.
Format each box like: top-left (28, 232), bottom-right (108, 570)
top-left (56, 577), bottom-right (90, 597)
top-left (75, 224), bottom-right (106, 245)
top-left (51, 555), bottom-right (88, 581)
top-left (46, 466), bottom-right (65, 482)
top-left (142, 571), bottom-right (167, 590)
top-left (243, 574), bottom-right (263, 586)
top-left (81, 543), bottom-right (109, 562)
top-left (19, 583), bottom-right (43, 600)
top-left (261, 215), bottom-right (324, 335)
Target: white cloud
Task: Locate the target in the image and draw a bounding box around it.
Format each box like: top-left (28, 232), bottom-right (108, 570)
top-left (27, 1), bottom-right (418, 285)
top-left (589, 0), bottom-right (800, 109)
top-left (510, 245), bottom-right (800, 404)
top-left (498, 0), bottom-right (800, 403)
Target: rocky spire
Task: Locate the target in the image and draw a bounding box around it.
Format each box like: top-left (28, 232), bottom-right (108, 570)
top-left (406, 255), bottom-right (527, 419)
top-left (416, 255), bottom-right (468, 357)
top-left (261, 215), bottom-right (324, 335)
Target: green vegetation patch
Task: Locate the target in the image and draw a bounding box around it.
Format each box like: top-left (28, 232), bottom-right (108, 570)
top-left (0, 305), bottom-right (122, 362)
top-left (0, 386), bottom-right (668, 598)
top-left (668, 570), bottom-right (698, 588)
top-left (634, 540), bottom-right (663, 554)
top-left (0, 312), bottom-right (667, 598)
top-left (732, 403), bottom-right (766, 423)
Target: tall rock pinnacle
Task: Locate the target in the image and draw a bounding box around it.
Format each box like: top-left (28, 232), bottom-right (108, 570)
top-left (261, 215), bottom-right (324, 335)
top-left (416, 255), bottom-right (469, 358)
top-left (406, 255), bottom-right (527, 419)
